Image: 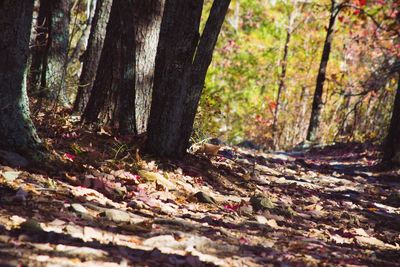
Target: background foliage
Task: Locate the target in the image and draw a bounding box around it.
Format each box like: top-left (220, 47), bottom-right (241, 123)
top-left (195, 0), bottom-right (399, 149)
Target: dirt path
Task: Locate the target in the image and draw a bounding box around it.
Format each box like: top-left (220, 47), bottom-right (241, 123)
top-left (1, 138), bottom-right (399, 266)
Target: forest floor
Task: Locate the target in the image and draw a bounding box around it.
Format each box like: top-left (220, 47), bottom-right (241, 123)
top-left (0, 111), bottom-right (400, 266)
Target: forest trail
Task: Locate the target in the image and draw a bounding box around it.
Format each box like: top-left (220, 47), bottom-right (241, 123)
top-left (0, 120), bottom-right (400, 266)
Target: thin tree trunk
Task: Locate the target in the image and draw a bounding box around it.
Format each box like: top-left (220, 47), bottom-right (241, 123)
top-left (30, 0), bottom-right (41, 49)
top-left (29, 0), bottom-right (50, 94)
top-left (73, 0), bottom-right (113, 113)
top-left (272, 30), bottom-right (291, 148)
top-left (383, 76), bottom-right (400, 164)
top-left (68, 0), bottom-right (97, 66)
top-left (0, 0), bottom-right (45, 159)
top-left (146, 0), bottom-right (231, 158)
top-left (306, 0), bottom-right (338, 142)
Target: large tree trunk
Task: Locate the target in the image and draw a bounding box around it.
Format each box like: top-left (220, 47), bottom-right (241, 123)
top-left (146, 0), bottom-right (231, 158)
top-left (306, 0), bottom-right (338, 142)
top-left (383, 73), bottom-right (400, 165)
top-left (82, 0), bottom-right (136, 134)
top-left (133, 0), bottom-right (165, 134)
top-left (82, 0), bottom-right (165, 134)
top-left (73, 0), bottom-right (113, 113)
top-left (0, 0), bottom-right (44, 160)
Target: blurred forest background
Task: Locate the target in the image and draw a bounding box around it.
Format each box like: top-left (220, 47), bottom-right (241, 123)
top-left (193, 0), bottom-right (399, 150)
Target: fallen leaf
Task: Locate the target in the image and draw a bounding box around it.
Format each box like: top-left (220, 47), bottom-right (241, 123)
top-left (355, 235), bottom-right (386, 247)
top-left (138, 170), bottom-right (176, 190)
top-left (1, 171), bottom-right (21, 182)
top-left (119, 220), bottom-right (153, 233)
top-left (64, 153), bottom-right (75, 162)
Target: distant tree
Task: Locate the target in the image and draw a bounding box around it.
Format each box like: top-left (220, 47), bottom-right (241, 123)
top-left (73, 0), bottom-right (113, 113)
top-left (29, 0), bottom-right (50, 94)
top-left (83, 0), bottom-right (165, 134)
top-left (0, 0), bottom-right (45, 160)
top-left (29, 0), bottom-right (70, 106)
top-left (146, 0), bottom-right (231, 158)
top-left (68, 0), bottom-right (98, 66)
top-left (306, 0), bottom-right (341, 143)
top-left (383, 72), bottom-right (400, 165)
top-left (272, 0), bottom-right (302, 149)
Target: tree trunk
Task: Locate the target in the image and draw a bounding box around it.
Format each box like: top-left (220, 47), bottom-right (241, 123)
top-left (41, 0), bottom-right (70, 105)
top-left (146, 0), bottom-right (231, 158)
top-left (133, 0), bottom-right (165, 134)
top-left (82, 0), bottom-right (136, 134)
top-left (383, 73), bottom-right (400, 165)
top-left (68, 0), bottom-right (98, 66)
top-left (0, 0), bottom-right (44, 159)
top-left (28, 0), bottom-right (50, 94)
top-left (272, 29), bottom-right (291, 148)
top-left (182, 0), bottom-right (232, 150)
top-left (83, 0), bottom-right (165, 134)
top-left (29, 0), bottom-right (70, 105)
top-left (306, 0), bottom-right (338, 142)
top-left (73, 0), bottom-right (113, 113)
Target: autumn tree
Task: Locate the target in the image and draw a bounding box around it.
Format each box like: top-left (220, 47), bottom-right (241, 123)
top-left (82, 0), bottom-right (165, 134)
top-left (73, 0), bottom-right (113, 113)
top-left (306, 0), bottom-right (341, 143)
top-left (0, 0), bottom-right (45, 161)
top-left (272, 0), bottom-right (302, 149)
top-left (146, 0), bottom-right (231, 157)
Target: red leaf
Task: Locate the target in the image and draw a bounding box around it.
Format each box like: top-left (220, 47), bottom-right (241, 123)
top-left (239, 237), bottom-right (250, 245)
top-left (354, 0), bottom-right (366, 6)
top-left (269, 101), bottom-right (277, 110)
top-left (64, 153), bottom-right (75, 161)
top-left (224, 203), bottom-right (240, 212)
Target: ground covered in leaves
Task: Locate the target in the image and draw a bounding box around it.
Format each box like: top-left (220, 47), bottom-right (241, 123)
top-left (1, 112), bottom-right (400, 266)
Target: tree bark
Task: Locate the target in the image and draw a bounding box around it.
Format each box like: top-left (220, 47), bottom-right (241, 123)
top-left (383, 73), bottom-right (400, 165)
top-left (83, 0), bottom-right (165, 134)
top-left (82, 0), bottom-right (136, 134)
top-left (73, 0), bottom-right (113, 113)
top-left (133, 0), bottom-right (165, 134)
top-left (0, 0), bottom-right (44, 159)
top-left (182, 0), bottom-right (232, 150)
top-left (41, 0), bottom-right (70, 105)
top-left (68, 0), bottom-right (98, 66)
top-left (28, 0), bottom-right (50, 94)
top-left (306, 0), bottom-right (338, 142)
top-left (28, 0), bottom-right (70, 105)
top-left (146, 0), bottom-right (231, 158)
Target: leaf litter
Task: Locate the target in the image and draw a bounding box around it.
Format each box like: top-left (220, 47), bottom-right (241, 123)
top-left (0, 113), bottom-right (399, 266)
